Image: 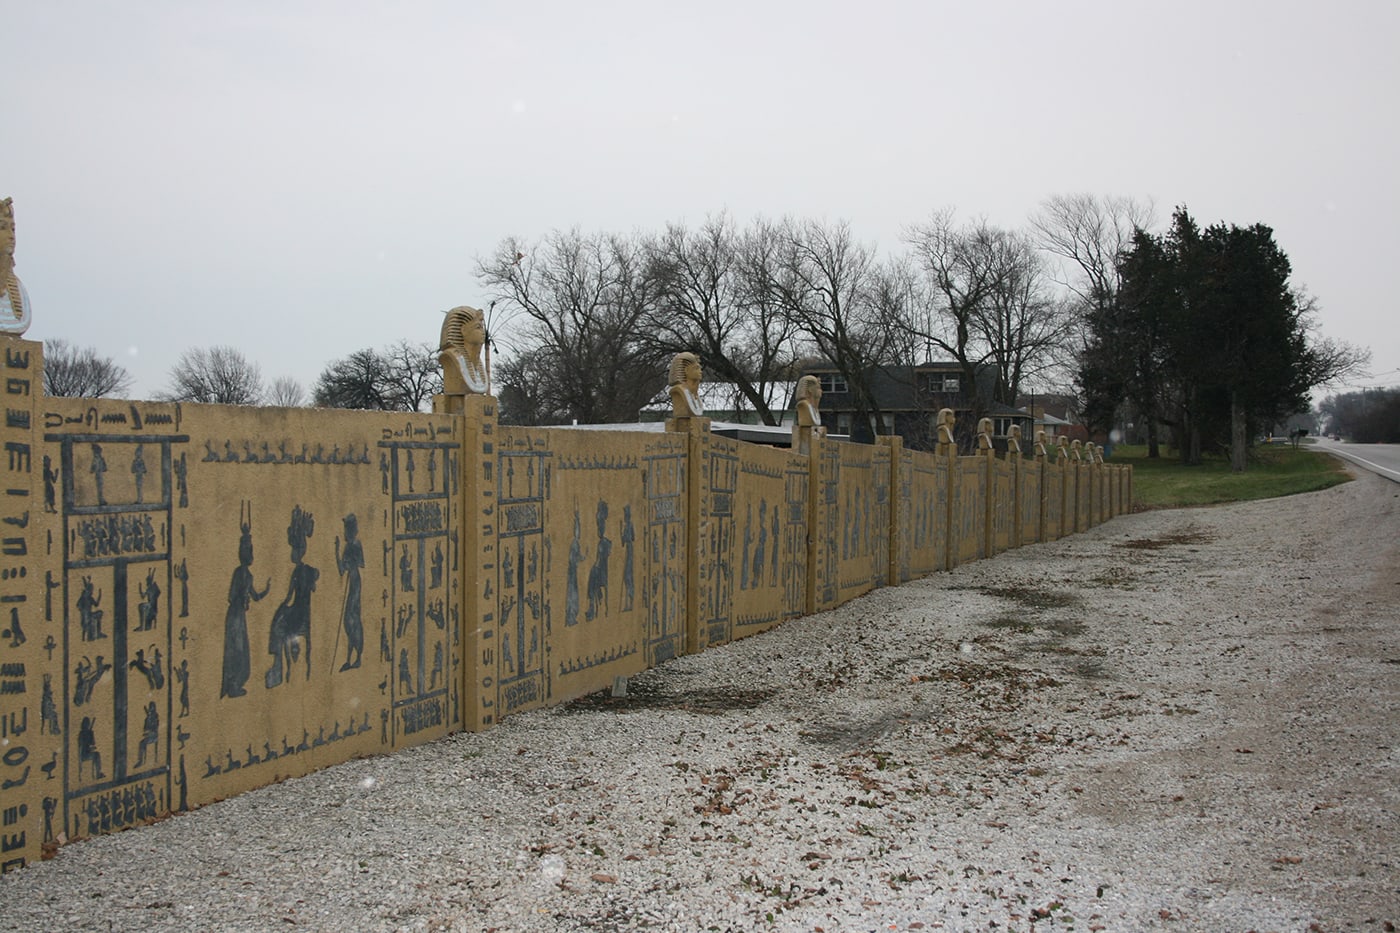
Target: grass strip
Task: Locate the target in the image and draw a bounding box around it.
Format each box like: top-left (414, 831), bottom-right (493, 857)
top-left (1107, 442), bottom-right (1351, 510)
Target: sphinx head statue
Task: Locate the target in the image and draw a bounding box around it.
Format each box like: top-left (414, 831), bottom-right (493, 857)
top-left (667, 352), bottom-right (703, 418)
top-left (668, 352), bottom-right (701, 392)
top-left (0, 198), bottom-right (14, 284)
top-left (0, 197), bottom-right (30, 335)
top-left (439, 306), bottom-right (489, 395)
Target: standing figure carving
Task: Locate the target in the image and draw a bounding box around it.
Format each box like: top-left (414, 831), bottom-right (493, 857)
top-left (668, 353), bottom-right (704, 419)
top-left (0, 197), bottom-right (31, 334)
top-left (221, 503), bottom-right (270, 698)
top-left (335, 514), bottom-right (364, 671)
top-left (437, 305), bottom-right (490, 412)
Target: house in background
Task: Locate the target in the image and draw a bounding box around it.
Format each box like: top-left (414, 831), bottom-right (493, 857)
top-left (639, 380), bottom-right (796, 426)
top-left (798, 361), bottom-right (1033, 452)
top-left (1018, 393), bottom-right (1088, 443)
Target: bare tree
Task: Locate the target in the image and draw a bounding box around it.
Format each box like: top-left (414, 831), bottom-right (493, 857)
top-left (765, 219), bottom-right (899, 435)
top-left (42, 340), bottom-right (133, 398)
top-left (159, 346), bottom-right (264, 405)
top-left (477, 229), bottom-right (665, 424)
top-left (973, 231), bottom-right (1076, 404)
top-left (641, 214), bottom-right (800, 425)
top-left (381, 341), bottom-right (443, 412)
top-left (313, 342), bottom-right (441, 411)
top-left (265, 376), bottom-right (306, 408)
top-left (903, 211), bottom-right (1007, 434)
top-left (1032, 194), bottom-right (1155, 320)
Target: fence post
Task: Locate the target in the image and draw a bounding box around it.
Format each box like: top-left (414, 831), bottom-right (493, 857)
top-left (666, 412), bottom-right (710, 657)
top-left (880, 435), bottom-right (903, 585)
top-left (1034, 429), bottom-right (1050, 544)
top-left (935, 409), bottom-right (957, 570)
top-left (805, 428), bottom-right (824, 614)
top-left (457, 394), bottom-right (498, 732)
top-left (977, 418), bottom-right (996, 558)
top-left (1008, 425), bottom-right (1024, 548)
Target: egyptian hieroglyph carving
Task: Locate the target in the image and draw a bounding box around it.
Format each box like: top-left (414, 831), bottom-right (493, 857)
top-left (438, 306), bottom-right (490, 403)
top-left (1, 198), bottom-right (31, 335)
top-left (668, 352), bottom-right (703, 419)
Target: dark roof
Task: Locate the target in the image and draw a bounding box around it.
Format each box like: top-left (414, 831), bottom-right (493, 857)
top-left (798, 363), bottom-right (995, 411)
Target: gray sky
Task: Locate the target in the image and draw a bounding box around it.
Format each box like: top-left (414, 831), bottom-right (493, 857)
top-left (7, 0), bottom-right (1398, 400)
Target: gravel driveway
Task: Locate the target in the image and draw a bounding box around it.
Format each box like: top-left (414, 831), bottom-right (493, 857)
top-left (3, 465), bottom-right (1397, 933)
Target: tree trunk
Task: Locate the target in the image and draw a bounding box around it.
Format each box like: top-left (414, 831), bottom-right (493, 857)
top-left (1230, 391), bottom-right (1247, 473)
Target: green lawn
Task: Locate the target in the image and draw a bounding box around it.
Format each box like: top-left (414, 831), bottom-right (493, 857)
top-left (1107, 442), bottom-right (1352, 510)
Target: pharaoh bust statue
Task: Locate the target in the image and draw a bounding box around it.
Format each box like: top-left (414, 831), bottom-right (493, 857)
top-left (668, 352), bottom-right (703, 419)
top-left (438, 306), bottom-right (490, 397)
top-left (0, 198), bottom-right (31, 335)
top-left (792, 374), bottom-right (825, 454)
top-left (794, 375), bottom-right (823, 428)
top-left (976, 417), bottom-right (995, 451)
top-left (936, 408), bottom-right (957, 447)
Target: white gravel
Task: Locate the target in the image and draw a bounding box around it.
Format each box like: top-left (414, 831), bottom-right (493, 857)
top-left (3, 466), bottom-right (1397, 933)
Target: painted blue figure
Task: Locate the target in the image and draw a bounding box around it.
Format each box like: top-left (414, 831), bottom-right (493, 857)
top-left (752, 500), bottom-right (767, 588)
top-left (266, 506), bottom-right (318, 688)
top-left (741, 503), bottom-right (752, 590)
top-left (221, 505), bottom-right (270, 699)
top-left (78, 716), bottom-right (104, 780)
top-left (586, 500), bottom-right (611, 621)
top-left (135, 701), bottom-right (159, 767)
top-left (400, 545), bottom-right (413, 592)
top-left (130, 444), bottom-right (147, 504)
top-left (137, 568), bottom-right (161, 631)
top-left (41, 674), bottom-right (59, 734)
top-left (620, 504), bottom-right (635, 612)
top-left (77, 576), bottom-right (104, 641)
top-left (336, 514), bottom-right (365, 672)
top-left (89, 444), bottom-right (107, 506)
top-left (565, 508), bottom-right (583, 626)
top-left (770, 500), bottom-right (780, 586)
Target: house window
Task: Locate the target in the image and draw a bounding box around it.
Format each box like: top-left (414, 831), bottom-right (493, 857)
top-left (818, 373), bottom-right (847, 394)
top-left (835, 413), bottom-right (852, 435)
top-left (920, 373), bottom-right (960, 393)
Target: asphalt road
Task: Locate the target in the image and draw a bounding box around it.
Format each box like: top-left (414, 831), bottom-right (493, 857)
top-left (1310, 437), bottom-right (1400, 482)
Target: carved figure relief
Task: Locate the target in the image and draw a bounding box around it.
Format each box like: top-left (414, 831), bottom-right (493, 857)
top-left (221, 503), bottom-right (270, 698)
top-left (566, 507), bottom-right (583, 627)
top-left (585, 500), bottom-right (611, 622)
top-left (335, 514), bottom-right (365, 671)
top-left (619, 504), bottom-right (635, 612)
top-left (0, 197), bottom-right (32, 334)
top-left (265, 506), bottom-right (319, 688)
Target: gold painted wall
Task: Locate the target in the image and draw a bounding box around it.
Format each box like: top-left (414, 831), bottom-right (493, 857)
top-left (0, 336), bottom-right (1132, 870)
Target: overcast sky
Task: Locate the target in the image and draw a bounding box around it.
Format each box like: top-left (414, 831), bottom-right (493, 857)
top-left (7, 1), bottom-right (1397, 401)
